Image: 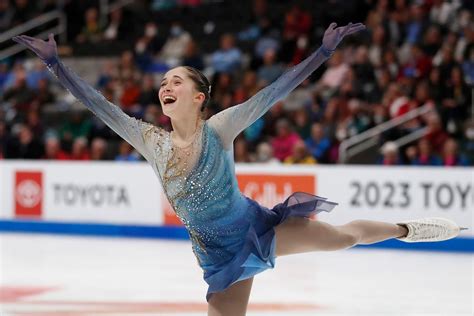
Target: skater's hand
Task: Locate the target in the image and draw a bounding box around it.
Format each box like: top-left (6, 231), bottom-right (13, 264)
top-left (12, 33), bottom-right (58, 65)
top-left (322, 22), bottom-right (366, 52)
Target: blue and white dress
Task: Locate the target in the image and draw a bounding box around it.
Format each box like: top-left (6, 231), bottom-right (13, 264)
top-left (46, 45), bottom-right (338, 301)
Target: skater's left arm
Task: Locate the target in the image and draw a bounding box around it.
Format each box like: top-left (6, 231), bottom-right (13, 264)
top-left (12, 34), bottom-right (162, 162)
top-left (208, 22), bottom-right (365, 149)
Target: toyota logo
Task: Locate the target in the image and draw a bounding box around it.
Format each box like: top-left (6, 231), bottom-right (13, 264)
top-left (16, 180), bottom-right (42, 208)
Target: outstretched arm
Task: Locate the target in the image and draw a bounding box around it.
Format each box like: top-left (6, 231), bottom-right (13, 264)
top-left (208, 22), bottom-right (365, 149)
top-left (12, 34), bottom-right (162, 162)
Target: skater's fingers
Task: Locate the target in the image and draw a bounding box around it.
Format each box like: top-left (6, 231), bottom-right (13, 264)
top-left (340, 22), bottom-right (353, 36)
top-left (327, 22), bottom-right (337, 31)
top-left (12, 36), bottom-right (31, 47)
top-left (18, 35), bottom-right (37, 42)
top-left (48, 33), bottom-right (55, 42)
top-left (346, 24), bottom-right (366, 35)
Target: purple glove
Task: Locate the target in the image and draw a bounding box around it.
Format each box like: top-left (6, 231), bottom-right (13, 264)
top-left (321, 22), bottom-right (366, 56)
top-left (12, 33), bottom-right (58, 66)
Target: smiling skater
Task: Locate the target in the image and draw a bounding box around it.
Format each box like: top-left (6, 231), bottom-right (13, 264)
top-left (13, 22), bottom-right (464, 315)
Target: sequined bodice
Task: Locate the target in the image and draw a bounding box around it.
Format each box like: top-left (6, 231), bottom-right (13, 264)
top-left (151, 121), bottom-right (251, 266)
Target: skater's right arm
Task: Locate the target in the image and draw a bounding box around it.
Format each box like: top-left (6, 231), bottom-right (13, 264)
top-left (208, 22), bottom-right (365, 150)
top-left (12, 34), bottom-right (163, 162)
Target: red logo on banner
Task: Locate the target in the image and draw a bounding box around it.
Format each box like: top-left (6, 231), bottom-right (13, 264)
top-left (162, 193), bottom-right (182, 226)
top-left (15, 171), bottom-right (43, 218)
top-left (237, 174), bottom-right (316, 208)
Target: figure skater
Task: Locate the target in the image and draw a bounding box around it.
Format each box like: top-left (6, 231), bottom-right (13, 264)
top-left (13, 22), bottom-right (464, 316)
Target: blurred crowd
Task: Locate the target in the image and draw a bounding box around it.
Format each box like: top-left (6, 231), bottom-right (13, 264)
top-left (0, 0), bottom-right (473, 166)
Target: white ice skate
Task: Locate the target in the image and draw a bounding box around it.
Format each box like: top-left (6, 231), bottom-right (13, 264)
top-left (396, 217), bottom-right (467, 243)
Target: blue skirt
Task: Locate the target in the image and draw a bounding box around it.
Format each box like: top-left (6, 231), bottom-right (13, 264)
top-left (204, 192), bottom-right (338, 301)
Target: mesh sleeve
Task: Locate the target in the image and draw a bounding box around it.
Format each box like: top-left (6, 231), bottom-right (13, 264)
top-left (46, 58), bottom-right (163, 162)
top-left (207, 46), bottom-right (332, 149)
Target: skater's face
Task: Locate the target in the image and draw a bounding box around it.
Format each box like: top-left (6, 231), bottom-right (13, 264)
top-left (159, 67), bottom-right (205, 120)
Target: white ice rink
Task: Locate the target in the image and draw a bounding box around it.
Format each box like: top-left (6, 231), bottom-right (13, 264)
top-left (0, 233), bottom-right (472, 316)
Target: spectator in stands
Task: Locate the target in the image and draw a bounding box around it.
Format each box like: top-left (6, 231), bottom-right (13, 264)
top-left (440, 66), bottom-right (469, 132)
top-left (11, 0), bottom-right (36, 27)
top-left (90, 137), bottom-right (108, 160)
top-left (383, 83), bottom-right (409, 118)
top-left (5, 124), bottom-right (43, 159)
top-left (211, 73), bottom-right (234, 108)
top-left (31, 77), bottom-right (55, 110)
top-left (135, 22), bottom-right (167, 72)
top-left (119, 76), bottom-right (142, 115)
top-left (345, 98), bottom-right (372, 138)
top-left (43, 137), bottom-right (69, 160)
top-left (70, 137), bottom-right (90, 160)
top-left (317, 50), bottom-right (350, 95)
top-left (378, 141), bottom-right (400, 166)
top-left (255, 142), bottom-right (279, 164)
top-left (0, 120), bottom-right (6, 159)
top-left (441, 138), bottom-right (469, 166)
top-left (234, 137), bottom-right (253, 163)
top-left (305, 122), bottom-right (331, 163)
top-left (293, 108), bottom-right (311, 140)
top-left (427, 67), bottom-right (443, 102)
top-left (76, 7), bottom-right (104, 44)
top-left (211, 33), bottom-right (242, 74)
top-left (422, 25), bottom-right (442, 57)
top-left (243, 117), bottom-right (265, 146)
top-left (405, 3), bottom-right (428, 45)
top-left (279, 4), bottom-right (311, 64)
top-left (159, 21), bottom-right (192, 67)
top-left (352, 45), bottom-right (376, 91)
top-left (424, 113), bottom-right (449, 154)
top-left (284, 140), bottom-right (316, 164)
top-left (38, 0), bottom-right (56, 14)
top-left (25, 60), bottom-right (49, 90)
top-left (137, 74), bottom-right (158, 107)
top-left (2, 66), bottom-right (35, 114)
top-left (182, 39), bottom-right (204, 71)
top-left (462, 44), bottom-right (474, 85)
top-left (233, 70), bottom-right (259, 104)
top-left (411, 138), bottom-right (442, 166)
top-left (115, 140), bottom-right (140, 162)
top-left (461, 120), bottom-right (474, 164)
top-left (0, 62), bottom-right (8, 90)
top-left (271, 118), bottom-right (300, 162)
top-left (118, 50), bottom-right (139, 83)
top-left (238, 0), bottom-right (275, 44)
top-left (0, 0), bottom-right (14, 32)
top-left (25, 110), bottom-right (43, 139)
top-left (257, 48), bottom-right (284, 85)
top-left (401, 45), bottom-right (432, 80)
top-left (262, 101), bottom-right (286, 138)
top-left (434, 45), bottom-right (457, 81)
top-left (368, 24), bottom-right (386, 68)
top-left (103, 8), bottom-right (126, 42)
top-left (96, 60), bottom-right (117, 89)
top-left (59, 111), bottom-right (92, 145)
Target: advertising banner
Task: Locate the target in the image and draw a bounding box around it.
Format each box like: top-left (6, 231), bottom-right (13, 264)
top-left (1, 162), bottom-right (472, 238)
top-left (1, 161), bottom-right (162, 225)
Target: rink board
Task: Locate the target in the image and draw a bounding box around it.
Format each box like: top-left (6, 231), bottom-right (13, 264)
top-left (0, 161), bottom-right (472, 252)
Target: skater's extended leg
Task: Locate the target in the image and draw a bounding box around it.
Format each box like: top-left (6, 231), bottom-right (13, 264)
top-left (274, 218), bottom-right (407, 257)
top-left (207, 277), bottom-right (253, 316)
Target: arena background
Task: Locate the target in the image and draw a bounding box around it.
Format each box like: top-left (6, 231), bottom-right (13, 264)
top-left (0, 0), bottom-right (473, 315)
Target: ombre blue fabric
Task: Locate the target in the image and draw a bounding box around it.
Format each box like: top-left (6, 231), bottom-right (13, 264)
top-left (37, 45), bottom-right (338, 302)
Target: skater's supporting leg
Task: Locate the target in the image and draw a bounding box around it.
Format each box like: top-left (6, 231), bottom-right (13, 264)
top-left (207, 277), bottom-right (254, 316)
